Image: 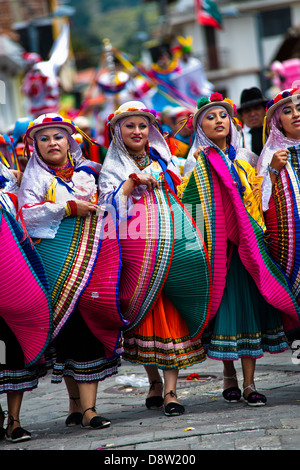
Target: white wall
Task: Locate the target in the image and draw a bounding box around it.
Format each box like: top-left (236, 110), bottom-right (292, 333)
top-left (0, 72), bottom-right (27, 133)
top-left (216, 15), bottom-right (260, 70)
top-left (214, 73), bottom-right (262, 105)
top-left (169, 1), bottom-right (300, 107)
top-left (0, 72), bottom-right (14, 133)
top-left (291, 4), bottom-right (300, 24)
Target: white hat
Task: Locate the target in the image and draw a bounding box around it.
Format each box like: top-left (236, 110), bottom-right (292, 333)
top-left (108, 101), bottom-right (157, 128)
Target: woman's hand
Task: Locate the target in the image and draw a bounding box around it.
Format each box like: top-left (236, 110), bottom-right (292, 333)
top-left (74, 199), bottom-right (98, 217)
top-left (193, 146), bottom-right (205, 160)
top-left (137, 173), bottom-right (160, 190)
top-left (270, 149), bottom-right (289, 172)
top-left (269, 149), bottom-right (289, 184)
top-left (269, 149), bottom-right (288, 184)
top-left (122, 173), bottom-right (159, 196)
top-left (11, 170), bottom-right (23, 186)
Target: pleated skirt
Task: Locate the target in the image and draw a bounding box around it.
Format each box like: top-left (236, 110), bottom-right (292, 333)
top-left (202, 248), bottom-right (288, 360)
top-left (123, 293), bottom-right (206, 370)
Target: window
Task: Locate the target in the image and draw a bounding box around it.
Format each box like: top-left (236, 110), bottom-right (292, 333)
top-left (260, 8), bottom-right (291, 38)
top-left (14, 21), bottom-right (53, 60)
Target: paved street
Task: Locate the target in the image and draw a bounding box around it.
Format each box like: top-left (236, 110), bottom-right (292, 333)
top-left (1, 348), bottom-right (300, 455)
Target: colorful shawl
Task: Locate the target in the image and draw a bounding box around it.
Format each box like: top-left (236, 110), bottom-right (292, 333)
top-left (0, 209), bottom-right (52, 366)
top-left (33, 209), bottom-right (126, 358)
top-left (180, 146), bottom-right (300, 334)
top-left (118, 176), bottom-right (212, 339)
top-left (264, 145), bottom-right (300, 313)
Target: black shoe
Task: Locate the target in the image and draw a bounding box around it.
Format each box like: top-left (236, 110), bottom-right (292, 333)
top-left (81, 406), bottom-right (111, 429)
top-left (223, 374), bottom-right (241, 403)
top-left (146, 396), bottom-right (164, 409)
top-left (65, 396), bottom-right (82, 426)
top-left (65, 412), bottom-right (83, 427)
top-left (243, 385), bottom-right (267, 407)
top-left (5, 416), bottom-right (31, 443)
top-left (164, 391), bottom-right (185, 416)
top-left (145, 380), bottom-right (163, 409)
top-left (222, 387), bottom-right (242, 403)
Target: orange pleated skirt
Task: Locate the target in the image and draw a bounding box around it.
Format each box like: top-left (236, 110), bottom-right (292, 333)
top-left (122, 293), bottom-right (206, 369)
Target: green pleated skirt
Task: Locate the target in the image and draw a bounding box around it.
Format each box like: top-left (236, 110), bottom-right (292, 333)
top-left (203, 247), bottom-right (288, 360)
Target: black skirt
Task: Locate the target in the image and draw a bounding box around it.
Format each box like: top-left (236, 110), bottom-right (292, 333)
top-left (0, 316), bottom-right (47, 393)
top-left (51, 309), bottom-right (121, 383)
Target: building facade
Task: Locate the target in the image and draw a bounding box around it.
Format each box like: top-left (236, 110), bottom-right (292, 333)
top-left (167, 0), bottom-right (300, 105)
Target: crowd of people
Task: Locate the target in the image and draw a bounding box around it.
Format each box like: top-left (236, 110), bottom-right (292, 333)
top-left (1, 83), bottom-right (300, 444)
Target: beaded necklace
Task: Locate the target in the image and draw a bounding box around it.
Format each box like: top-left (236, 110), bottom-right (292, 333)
top-left (128, 150), bottom-right (150, 169)
top-left (47, 157), bottom-right (74, 182)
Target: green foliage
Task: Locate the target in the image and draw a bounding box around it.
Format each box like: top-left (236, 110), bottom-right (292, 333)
top-left (100, 0), bottom-right (141, 12)
top-left (69, 0), bottom-right (159, 69)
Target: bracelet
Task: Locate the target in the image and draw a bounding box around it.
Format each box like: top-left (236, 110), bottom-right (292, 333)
top-left (268, 164), bottom-right (280, 176)
top-left (65, 203), bottom-right (71, 216)
top-left (129, 173), bottom-right (141, 188)
top-left (66, 200), bottom-right (77, 216)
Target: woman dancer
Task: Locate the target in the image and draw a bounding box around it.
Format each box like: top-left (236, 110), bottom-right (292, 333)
top-left (181, 92), bottom-right (300, 406)
top-left (0, 158), bottom-right (51, 443)
top-left (98, 101), bottom-right (210, 416)
top-left (257, 88), bottom-right (300, 341)
top-left (18, 114), bottom-right (126, 430)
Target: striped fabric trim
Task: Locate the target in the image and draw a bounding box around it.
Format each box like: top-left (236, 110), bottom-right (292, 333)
top-left (51, 356), bottom-right (120, 383)
top-left (0, 368), bottom-right (40, 393)
top-left (53, 215), bottom-right (98, 334)
top-left (206, 328), bottom-right (287, 360)
top-left (123, 334), bottom-right (206, 370)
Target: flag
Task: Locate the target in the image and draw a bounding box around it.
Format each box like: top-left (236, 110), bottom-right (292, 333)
top-left (194, 0), bottom-right (223, 30)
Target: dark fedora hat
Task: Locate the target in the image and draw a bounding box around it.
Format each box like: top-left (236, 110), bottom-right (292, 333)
top-left (237, 87), bottom-right (267, 113)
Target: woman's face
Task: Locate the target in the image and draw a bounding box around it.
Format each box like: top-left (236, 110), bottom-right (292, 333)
top-left (36, 128), bottom-right (70, 167)
top-left (279, 102), bottom-right (300, 140)
top-left (201, 107), bottom-right (230, 148)
top-left (121, 116), bottom-right (149, 155)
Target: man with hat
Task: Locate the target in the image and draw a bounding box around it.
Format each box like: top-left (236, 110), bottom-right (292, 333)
top-left (238, 87), bottom-right (268, 156)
